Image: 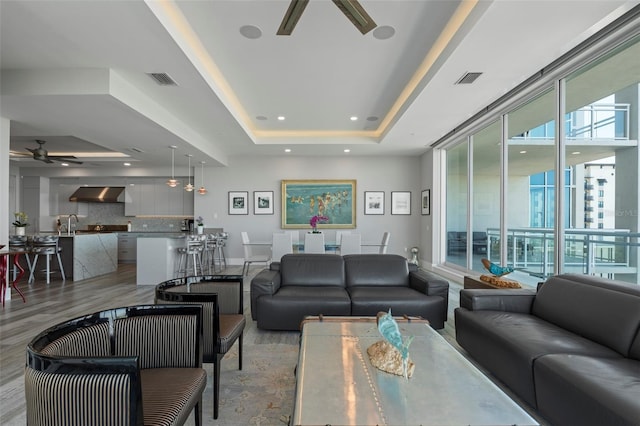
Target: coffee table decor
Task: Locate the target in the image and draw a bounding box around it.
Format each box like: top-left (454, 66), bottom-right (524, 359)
top-left (367, 310), bottom-right (415, 378)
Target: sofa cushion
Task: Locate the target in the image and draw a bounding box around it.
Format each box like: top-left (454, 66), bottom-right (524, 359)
top-left (344, 254), bottom-right (409, 287)
top-left (532, 274), bottom-right (640, 357)
top-left (281, 254), bottom-right (345, 287)
top-left (256, 286), bottom-right (351, 330)
top-left (454, 308), bottom-right (621, 408)
top-left (534, 354), bottom-right (640, 426)
top-left (349, 286), bottom-right (445, 325)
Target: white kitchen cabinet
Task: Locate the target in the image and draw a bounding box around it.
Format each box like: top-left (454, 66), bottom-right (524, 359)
top-left (117, 233), bottom-right (141, 263)
top-left (125, 178), bottom-right (193, 216)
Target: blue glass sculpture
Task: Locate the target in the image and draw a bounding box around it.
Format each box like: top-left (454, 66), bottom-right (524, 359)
top-left (481, 258), bottom-right (514, 276)
top-left (377, 309), bottom-right (414, 378)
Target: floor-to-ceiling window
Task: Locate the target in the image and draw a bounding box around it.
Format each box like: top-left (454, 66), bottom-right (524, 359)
top-left (506, 90), bottom-right (557, 281)
top-left (439, 19), bottom-right (639, 286)
top-left (563, 34), bottom-right (639, 282)
top-left (445, 140), bottom-right (468, 269)
top-left (471, 121), bottom-right (501, 272)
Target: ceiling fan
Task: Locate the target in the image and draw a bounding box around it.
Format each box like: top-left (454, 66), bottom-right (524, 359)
top-left (277, 0), bottom-right (377, 35)
top-left (15, 140), bottom-right (83, 164)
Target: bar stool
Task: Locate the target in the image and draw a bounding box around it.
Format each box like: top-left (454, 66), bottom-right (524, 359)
top-left (8, 235), bottom-right (31, 281)
top-left (175, 235), bottom-right (205, 277)
top-left (29, 236), bottom-right (65, 284)
top-left (214, 233), bottom-right (228, 271)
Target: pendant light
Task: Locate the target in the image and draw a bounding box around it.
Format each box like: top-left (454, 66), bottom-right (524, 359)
top-left (166, 146), bottom-right (178, 187)
top-left (184, 154), bottom-right (194, 192)
top-left (198, 161), bottom-right (208, 195)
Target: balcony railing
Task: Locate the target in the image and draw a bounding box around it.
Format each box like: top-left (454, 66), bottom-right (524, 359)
top-left (485, 227), bottom-right (639, 282)
top-left (512, 103), bottom-right (630, 141)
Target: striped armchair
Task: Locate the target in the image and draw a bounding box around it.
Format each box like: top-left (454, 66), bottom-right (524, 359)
top-left (155, 274), bottom-right (245, 419)
top-left (25, 305), bottom-right (207, 426)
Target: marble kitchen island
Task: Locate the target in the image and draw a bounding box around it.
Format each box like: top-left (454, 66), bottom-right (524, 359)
top-left (136, 234), bottom-right (187, 285)
top-left (57, 233), bottom-right (118, 281)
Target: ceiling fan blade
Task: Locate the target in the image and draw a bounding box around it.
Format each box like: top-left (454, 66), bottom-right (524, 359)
top-left (48, 155), bottom-right (79, 159)
top-left (277, 0), bottom-right (309, 35)
top-left (52, 158), bottom-right (83, 165)
top-left (332, 0), bottom-right (377, 34)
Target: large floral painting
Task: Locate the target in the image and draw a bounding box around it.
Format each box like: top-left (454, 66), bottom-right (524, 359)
top-left (281, 179), bottom-right (356, 229)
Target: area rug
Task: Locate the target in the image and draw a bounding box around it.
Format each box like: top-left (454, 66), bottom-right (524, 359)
top-left (196, 317), bottom-right (301, 426)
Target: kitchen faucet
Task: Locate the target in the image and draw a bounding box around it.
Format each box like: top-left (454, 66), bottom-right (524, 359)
top-left (67, 214), bottom-right (79, 236)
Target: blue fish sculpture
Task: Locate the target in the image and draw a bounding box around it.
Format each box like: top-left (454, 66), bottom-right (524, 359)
top-left (377, 310), bottom-right (414, 378)
top-left (481, 258), bottom-right (514, 277)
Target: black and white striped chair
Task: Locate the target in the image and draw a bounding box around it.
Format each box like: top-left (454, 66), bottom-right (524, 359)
top-left (25, 304), bottom-right (207, 426)
top-left (155, 275), bottom-right (245, 419)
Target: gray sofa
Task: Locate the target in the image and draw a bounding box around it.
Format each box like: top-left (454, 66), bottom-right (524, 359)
top-left (250, 253), bottom-right (449, 330)
top-left (455, 273), bottom-right (640, 426)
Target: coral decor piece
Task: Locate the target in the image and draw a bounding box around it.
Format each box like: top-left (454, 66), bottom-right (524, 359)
top-left (367, 310), bottom-right (415, 378)
top-left (309, 215), bottom-right (328, 233)
top-left (480, 274), bottom-right (522, 288)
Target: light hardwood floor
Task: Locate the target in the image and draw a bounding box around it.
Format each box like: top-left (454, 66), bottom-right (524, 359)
top-left (0, 263), bottom-right (543, 425)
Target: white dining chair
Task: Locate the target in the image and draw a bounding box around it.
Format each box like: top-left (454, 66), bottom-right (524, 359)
top-left (241, 231), bottom-right (270, 276)
top-left (340, 233), bottom-right (361, 255)
top-left (284, 230), bottom-right (300, 252)
top-left (304, 232), bottom-right (325, 254)
top-left (335, 230), bottom-right (351, 245)
top-left (271, 232), bottom-right (293, 263)
top-left (379, 231), bottom-right (391, 254)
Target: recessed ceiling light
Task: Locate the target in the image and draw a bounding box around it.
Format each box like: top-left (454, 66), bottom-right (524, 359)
top-left (350, 116), bottom-right (358, 121)
top-left (572, 151), bottom-right (581, 155)
top-left (372, 25), bottom-right (395, 40)
top-left (520, 150), bottom-right (527, 154)
top-left (239, 25), bottom-right (262, 39)
top-left (284, 148), bottom-right (291, 153)
top-left (124, 162), bottom-right (131, 166)
top-left (366, 116), bottom-right (379, 122)
top-left (277, 116), bottom-right (286, 121)
top-left (61, 163), bottom-right (69, 166)
top-left (256, 115), bottom-right (268, 121)
top-left (344, 149), bottom-right (351, 153)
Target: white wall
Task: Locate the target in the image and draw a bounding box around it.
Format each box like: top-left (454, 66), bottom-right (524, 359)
top-left (194, 155), bottom-right (423, 262)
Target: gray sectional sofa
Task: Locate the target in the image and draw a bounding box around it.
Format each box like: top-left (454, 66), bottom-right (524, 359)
top-left (250, 253), bottom-right (449, 330)
top-left (455, 273), bottom-right (640, 426)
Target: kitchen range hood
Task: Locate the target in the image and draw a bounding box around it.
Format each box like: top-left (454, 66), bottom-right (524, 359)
top-left (69, 186), bottom-right (125, 203)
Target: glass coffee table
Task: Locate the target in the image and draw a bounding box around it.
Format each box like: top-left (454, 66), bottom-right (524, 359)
top-left (292, 317), bottom-right (538, 425)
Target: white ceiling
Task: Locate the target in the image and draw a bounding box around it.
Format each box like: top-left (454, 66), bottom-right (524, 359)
top-left (1, 0), bottom-right (637, 171)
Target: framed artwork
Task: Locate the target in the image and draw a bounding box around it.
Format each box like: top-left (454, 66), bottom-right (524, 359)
top-left (421, 189), bottom-right (431, 215)
top-left (364, 191), bottom-right (384, 215)
top-left (228, 191), bottom-right (248, 215)
top-left (281, 179), bottom-right (356, 229)
top-left (391, 191), bottom-right (411, 215)
top-left (254, 191), bottom-right (274, 215)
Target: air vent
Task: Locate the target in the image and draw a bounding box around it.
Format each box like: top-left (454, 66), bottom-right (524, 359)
top-left (129, 147), bottom-right (144, 153)
top-left (147, 72), bottom-right (177, 86)
top-left (455, 72), bottom-right (483, 85)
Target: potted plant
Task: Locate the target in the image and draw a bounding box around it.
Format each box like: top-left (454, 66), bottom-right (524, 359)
top-left (196, 216), bottom-right (204, 234)
top-left (12, 212), bottom-right (29, 236)
top-left (309, 215), bottom-right (328, 233)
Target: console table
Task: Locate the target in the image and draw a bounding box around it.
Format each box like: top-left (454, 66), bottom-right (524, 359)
top-left (292, 317), bottom-right (537, 425)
